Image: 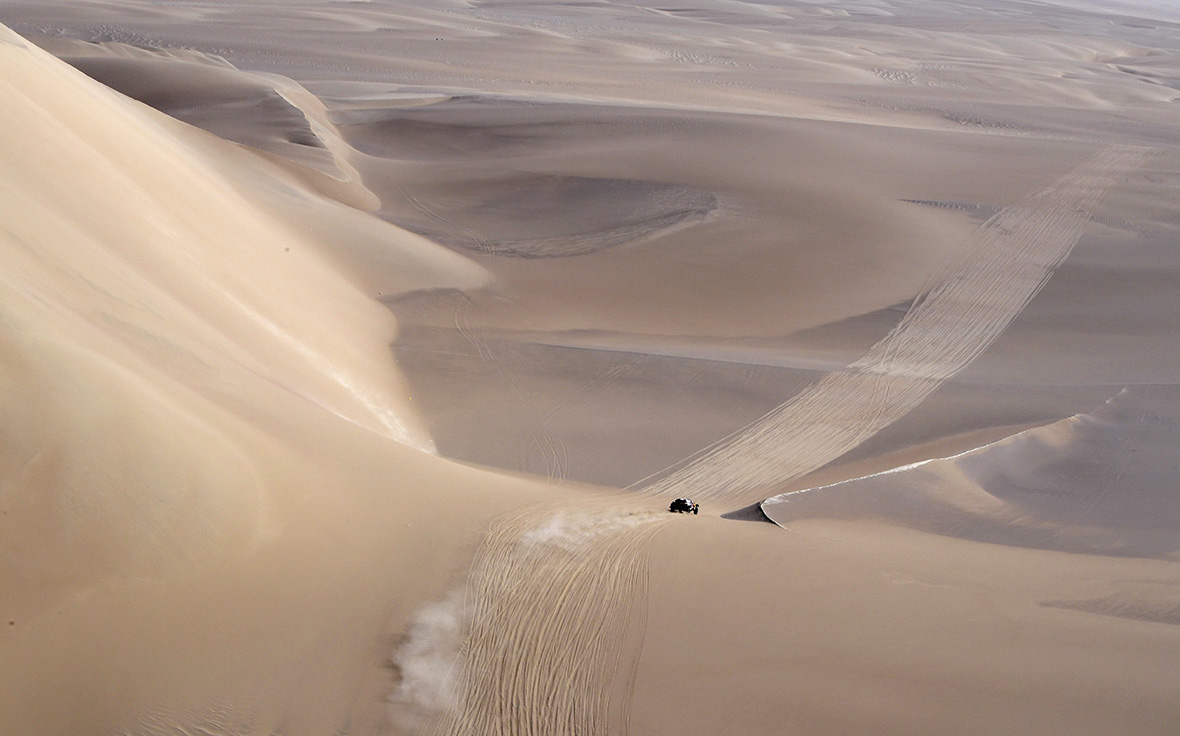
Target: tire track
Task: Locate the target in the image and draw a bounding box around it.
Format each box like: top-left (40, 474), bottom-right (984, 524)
top-left (396, 182), bottom-right (498, 256)
top-left (453, 292), bottom-right (572, 481)
top-left (424, 499), bottom-right (668, 736)
top-left (414, 145), bottom-right (1145, 736)
top-left (637, 144), bottom-right (1147, 507)
top-left (518, 354), bottom-right (649, 482)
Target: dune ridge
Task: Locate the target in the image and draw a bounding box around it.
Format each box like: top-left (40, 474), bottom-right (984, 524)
top-left (50, 37), bottom-right (383, 208)
top-left (765, 382), bottom-right (1180, 561)
top-left (0, 23), bottom-right (536, 735)
top-left (0, 22), bottom-right (483, 453)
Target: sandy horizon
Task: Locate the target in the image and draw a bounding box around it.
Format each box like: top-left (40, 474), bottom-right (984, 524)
top-left (1, 1), bottom-right (1178, 734)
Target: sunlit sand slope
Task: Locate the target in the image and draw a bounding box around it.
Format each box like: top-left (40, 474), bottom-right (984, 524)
top-left (0, 23), bottom-right (522, 736)
top-left (0, 22), bottom-right (492, 454)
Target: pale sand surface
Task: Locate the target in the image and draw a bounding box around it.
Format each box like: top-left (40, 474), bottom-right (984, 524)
top-left (1, 0), bottom-right (1179, 734)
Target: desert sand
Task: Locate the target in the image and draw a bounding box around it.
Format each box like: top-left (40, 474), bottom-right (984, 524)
top-left (1, 1), bottom-right (1178, 734)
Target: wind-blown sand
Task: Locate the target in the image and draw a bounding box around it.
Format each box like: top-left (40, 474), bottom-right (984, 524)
top-left (2, 1), bottom-right (1179, 734)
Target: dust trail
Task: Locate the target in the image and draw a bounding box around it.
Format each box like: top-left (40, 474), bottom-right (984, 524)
top-left (418, 499), bottom-right (666, 736)
top-left (411, 145), bottom-right (1145, 736)
top-left (389, 591), bottom-right (467, 734)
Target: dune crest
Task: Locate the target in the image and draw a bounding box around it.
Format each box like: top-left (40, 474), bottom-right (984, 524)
top-left (0, 22), bottom-right (532, 735)
top-left (765, 386), bottom-right (1180, 559)
top-left (0, 19), bottom-right (500, 594)
top-left (0, 22), bottom-right (485, 454)
top-left (38, 35), bottom-right (383, 209)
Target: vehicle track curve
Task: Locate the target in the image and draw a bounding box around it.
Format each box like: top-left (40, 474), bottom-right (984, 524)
top-left (416, 145), bottom-right (1147, 736)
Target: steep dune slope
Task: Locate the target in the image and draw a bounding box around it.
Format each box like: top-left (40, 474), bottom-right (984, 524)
top-left (0, 22), bottom-right (484, 454)
top-left (32, 35), bottom-right (387, 211)
top-left (0, 24), bottom-right (529, 735)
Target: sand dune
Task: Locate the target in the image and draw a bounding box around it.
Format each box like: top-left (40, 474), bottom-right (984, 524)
top-left (0, 22), bottom-right (540, 736)
top-left (0, 25), bottom-right (450, 452)
top-left (2, 1), bottom-right (1179, 735)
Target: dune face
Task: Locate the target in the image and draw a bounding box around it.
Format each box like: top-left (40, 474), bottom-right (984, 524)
top-left (0, 24), bottom-right (485, 455)
top-left (0, 22), bottom-right (518, 736)
top-left (2, 1), bottom-right (1180, 735)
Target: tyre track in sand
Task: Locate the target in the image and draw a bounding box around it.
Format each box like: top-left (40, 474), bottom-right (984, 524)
top-left (454, 292), bottom-right (572, 481)
top-left (424, 500), bottom-right (666, 736)
top-left (638, 144), bottom-right (1148, 506)
top-left (417, 146), bottom-right (1146, 736)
